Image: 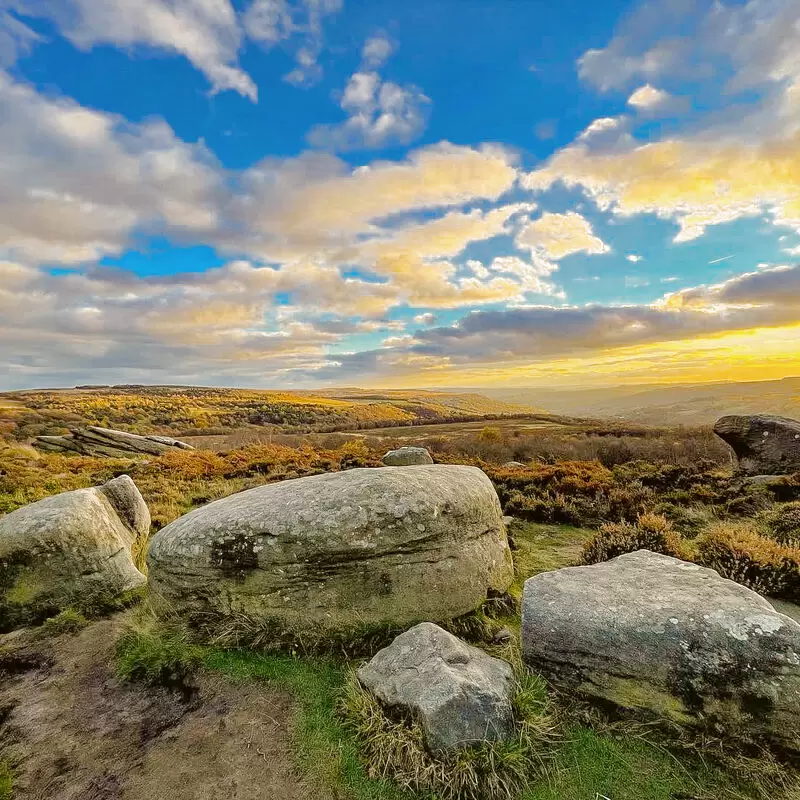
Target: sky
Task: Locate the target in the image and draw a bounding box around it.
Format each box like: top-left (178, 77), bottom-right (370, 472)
top-left (1, 0), bottom-right (800, 390)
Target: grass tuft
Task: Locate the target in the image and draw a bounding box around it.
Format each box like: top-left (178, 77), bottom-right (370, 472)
top-left (38, 609), bottom-right (89, 637)
top-left (115, 603), bottom-right (202, 695)
top-left (0, 762), bottom-right (11, 800)
top-left (340, 649), bottom-right (557, 800)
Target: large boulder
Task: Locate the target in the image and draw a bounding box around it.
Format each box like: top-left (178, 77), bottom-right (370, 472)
top-left (34, 426), bottom-right (193, 458)
top-left (521, 550), bottom-right (800, 754)
top-left (714, 414), bottom-right (800, 476)
top-left (357, 622), bottom-right (514, 752)
top-left (382, 446), bottom-right (434, 466)
top-left (0, 476), bottom-right (149, 631)
top-left (148, 465), bottom-right (513, 636)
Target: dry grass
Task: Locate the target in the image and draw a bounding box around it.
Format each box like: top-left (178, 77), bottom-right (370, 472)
top-left (340, 651), bottom-right (557, 800)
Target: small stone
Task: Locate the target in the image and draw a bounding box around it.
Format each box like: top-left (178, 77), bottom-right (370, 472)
top-left (382, 446), bottom-right (434, 466)
top-left (357, 622), bottom-right (515, 752)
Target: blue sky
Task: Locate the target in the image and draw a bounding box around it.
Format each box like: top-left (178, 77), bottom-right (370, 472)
top-left (1, 0), bottom-right (799, 389)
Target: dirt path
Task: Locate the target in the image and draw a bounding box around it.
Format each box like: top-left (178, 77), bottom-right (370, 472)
top-left (0, 618), bottom-right (316, 800)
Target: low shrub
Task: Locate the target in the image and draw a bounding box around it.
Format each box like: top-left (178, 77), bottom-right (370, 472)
top-left (696, 523), bottom-right (800, 600)
top-left (759, 501), bottom-right (800, 547)
top-left (340, 656), bottom-right (556, 800)
top-left (582, 513), bottom-right (688, 565)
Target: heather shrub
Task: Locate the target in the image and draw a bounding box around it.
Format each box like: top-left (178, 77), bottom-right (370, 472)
top-left (696, 523), bottom-right (800, 600)
top-left (759, 502), bottom-right (800, 547)
top-left (582, 513), bottom-right (688, 565)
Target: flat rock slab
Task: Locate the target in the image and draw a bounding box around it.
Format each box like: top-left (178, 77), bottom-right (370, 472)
top-left (382, 446), bottom-right (434, 466)
top-left (0, 476), bottom-right (148, 631)
top-left (358, 622), bottom-right (514, 752)
top-left (148, 465), bottom-right (513, 636)
top-left (714, 414), bottom-right (800, 476)
top-left (522, 550), bottom-right (800, 755)
top-left (35, 426), bottom-right (194, 458)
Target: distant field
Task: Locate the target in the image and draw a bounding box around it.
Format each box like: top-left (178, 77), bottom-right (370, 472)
top-left (0, 385), bottom-right (544, 442)
top-left (181, 416), bottom-right (568, 451)
top-left (344, 417), bottom-right (565, 440)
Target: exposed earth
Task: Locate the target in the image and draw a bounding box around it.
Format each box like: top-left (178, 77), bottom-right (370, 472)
top-left (0, 617), bottom-right (314, 800)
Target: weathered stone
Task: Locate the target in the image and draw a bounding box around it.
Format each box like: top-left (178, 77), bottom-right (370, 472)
top-left (33, 426), bottom-right (193, 458)
top-left (0, 476), bottom-right (149, 631)
top-left (521, 550), bottom-right (800, 754)
top-left (357, 622), bottom-right (514, 752)
top-left (382, 446), bottom-right (434, 466)
top-left (502, 461), bottom-right (527, 468)
top-left (714, 414), bottom-right (800, 476)
top-left (148, 465), bottom-right (513, 636)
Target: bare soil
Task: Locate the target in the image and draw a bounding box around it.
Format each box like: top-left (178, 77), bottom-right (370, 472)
top-left (0, 617), bottom-right (316, 800)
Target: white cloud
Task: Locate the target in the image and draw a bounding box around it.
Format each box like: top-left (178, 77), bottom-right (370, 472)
top-left (362, 33), bottom-right (393, 68)
top-left (0, 9), bottom-right (41, 66)
top-left (578, 117), bottom-right (621, 140)
top-left (516, 211), bottom-right (610, 261)
top-left (413, 312), bottom-right (437, 326)
top-left (307, 33), bottom-right (429, 151)
top-left (626, 254), bottom-right (642, 263)
top-left (16, 0), bottom-right (258, 100)
top-left (628, 84), bottom-right (670, 110)
top-left (245, 0), bottom-right (343, 87)
top-left (0, 71), bottom-right (222, 264)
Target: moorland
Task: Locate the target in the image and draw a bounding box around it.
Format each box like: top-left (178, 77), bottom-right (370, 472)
top-left (0, 384), bottom-right (799, 800)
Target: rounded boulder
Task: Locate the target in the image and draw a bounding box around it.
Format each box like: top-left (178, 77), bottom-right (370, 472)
top-left (0, 476), bottom-right (149, 631)
top-left (147, 465), bottom-right (513, 636)
top-left (382, 446), bottom-right (434, 466)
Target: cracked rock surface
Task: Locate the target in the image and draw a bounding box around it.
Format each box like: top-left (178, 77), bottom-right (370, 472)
top-left (148, 465), bottom-right (513, 635)
top-left (522, 550), bottom-right (800, 755)
top-left (0, 475), bottom-right (148, 631)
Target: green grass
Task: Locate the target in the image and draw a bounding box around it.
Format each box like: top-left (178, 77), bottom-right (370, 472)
top-left (524, 726), bottom-right (714, 800)
top-left (38, 609), bottom-right (89, 637)
top-left (0, 762), bottom-right (12, 800)
top-left (203, 649), bottom-right (413, 800)
top-left (112, 521), bottom-right (784, 800)
top-left (199, 648), bottom-right (753, 800)
top-left (508, 522), bottom-right (589, 597)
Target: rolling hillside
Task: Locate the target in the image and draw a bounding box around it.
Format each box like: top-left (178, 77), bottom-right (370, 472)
top-left (475, 377), bottom-right (800, 425)
top-left (0, 385), bottom-right (540, 441)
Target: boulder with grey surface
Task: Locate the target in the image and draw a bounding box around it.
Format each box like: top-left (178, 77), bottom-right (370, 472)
top-left (34, 426), bottom-right (194, 458)
top-left (357, 622), bottom-right (515, 752)
top-left (148, 465), bottom-right (513, 636)
top-left (382, 446), bottom-right (434, 466)
top-left (521, 550), bottom-right (800, 755)
top-left (0, 476), bottom-right (149, 631)
top-left (714, 414), bottom-right (800, 476)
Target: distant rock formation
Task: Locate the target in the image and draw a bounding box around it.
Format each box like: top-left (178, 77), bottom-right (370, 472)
top-left (521, 550), bottom-right (800, 756)
top-left (0, 476), bottom-right (149, 631)
top-left (34, 426), bottom-right (194, 458)
top-left (714, 414), bottom-right (800, 475)
top-left (382, 446), bottom-right (434, 466)
top-left (148, 465), bottom-right (513, 637)
top-left (357, 622), bottom-right (514, 752)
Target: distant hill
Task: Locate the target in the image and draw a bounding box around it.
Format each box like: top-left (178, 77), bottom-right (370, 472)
top-left (472, 377), bottom-right (800, 425)
top-left (0, 385), bottom-right (541, 441)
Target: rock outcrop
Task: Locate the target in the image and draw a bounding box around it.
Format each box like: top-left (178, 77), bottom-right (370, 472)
top-left (34, 426), bottom-right (194, 458)
top-left (148, 465), bottom-right (513, 636)
top-left (0, 476), bottom-right (149, 631)
top-left (521, 550), bottom-right (800, 755)
top-left (357, 622), bottom-right (514, 752)
top-left (714, 414), bottom-right (800, 476)
top-left (382, 446), bottom-right (434, 466)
